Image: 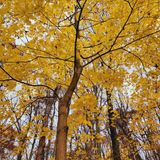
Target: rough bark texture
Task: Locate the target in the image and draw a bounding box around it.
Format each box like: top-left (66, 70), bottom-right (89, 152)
top-left (106, 91), bottom-right (121, 160)
top-left (55, 61), bottom-right (82, 160)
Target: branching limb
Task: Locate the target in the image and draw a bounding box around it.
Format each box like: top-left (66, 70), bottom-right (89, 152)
top-left (83, 30), bottom-right (160, 67)
top-left (0, 66), bottom-right (54, 92)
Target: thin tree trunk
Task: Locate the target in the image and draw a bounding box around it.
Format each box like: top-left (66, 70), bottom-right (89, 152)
top-left (29, 133), bottom-right (37, 160)
top-left (95, 118), bottom-right (102, 157)
top-left (17, 154), bottom-right (22, 160)
top-left (36, 137), bottom-right (46, 160)
top-left (17, 105), bottom-right (33, 160)
top-left (55, 61), bottom-right (82, 160)
top-left (46, 104), bottom-right (56, 160)
top-left (36, 97), bottom-right (54, 160)
top-left (106, 91), bottom-right (121, 160)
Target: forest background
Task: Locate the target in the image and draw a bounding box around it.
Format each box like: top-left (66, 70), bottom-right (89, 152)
top-left (0, 0), bottom-right (160, 160)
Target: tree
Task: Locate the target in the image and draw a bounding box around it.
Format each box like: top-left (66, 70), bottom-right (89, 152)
top-left (0, 0), bottom-right (159, 160)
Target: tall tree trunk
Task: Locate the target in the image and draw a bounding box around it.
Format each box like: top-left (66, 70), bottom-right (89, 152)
top-left (106, 91), bottom-right (121, 160)
top-left (36, 137), bottom-right (46, 160)
top-left (29, 133), bottom-right (37, 160)
top-left (117, 109), bottom-right (142, 160)
top-left (36, 97), bottom-right (54, 160)
top-left (17, 105), bottom-right (33, 160)
top-left (17, 154), bottom-right (22, 160)
top-left (46, 104), bottom-right (56, 160)
top-left (55, 61), bottom-right (82, 160)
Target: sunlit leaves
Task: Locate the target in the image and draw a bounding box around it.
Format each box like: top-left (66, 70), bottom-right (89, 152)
top-left (0, 0), bottom-right (160, 159)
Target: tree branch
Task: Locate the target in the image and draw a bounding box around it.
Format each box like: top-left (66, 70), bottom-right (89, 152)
top-left (0, 66), bottom-right (54, 92)
top-left (83, 30), bottom-right (160, 67)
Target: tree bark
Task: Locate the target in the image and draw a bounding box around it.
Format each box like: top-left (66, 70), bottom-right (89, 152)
top-left (17, 154), bottom-right (22, 160)
top-left (36, 98), bottom-right (54, 160)
top-left (106, 91), bottom-right (121, 160)
top-left (55, 61), bottom-right (82, 160)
